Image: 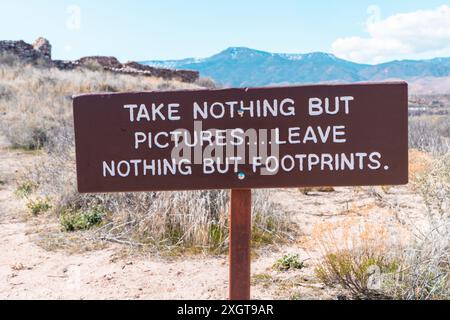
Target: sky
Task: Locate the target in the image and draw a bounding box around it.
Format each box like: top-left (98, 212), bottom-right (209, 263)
top-left (0, 0), bottom-right (449, 64)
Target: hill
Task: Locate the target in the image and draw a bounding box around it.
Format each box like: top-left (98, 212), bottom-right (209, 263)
top-left (142, 47), bottom-right (450, 88)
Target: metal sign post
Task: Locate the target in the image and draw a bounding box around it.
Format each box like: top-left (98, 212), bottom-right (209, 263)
top-left (229, 189), bottom-right (252, 300)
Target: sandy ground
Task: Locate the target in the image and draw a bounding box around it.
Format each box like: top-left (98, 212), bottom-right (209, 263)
top-left (0, 135), bottom-right (426, 300)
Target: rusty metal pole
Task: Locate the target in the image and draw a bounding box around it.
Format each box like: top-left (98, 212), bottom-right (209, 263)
top-left (229, 189), bottom-right (252, 300)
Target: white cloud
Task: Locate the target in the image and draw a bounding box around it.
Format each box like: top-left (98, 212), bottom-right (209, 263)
top-left (331, 5), bottom-right (450, 64)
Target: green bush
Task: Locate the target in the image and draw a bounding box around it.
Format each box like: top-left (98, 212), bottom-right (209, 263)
top-left (209, 223), bottom-right (227, 252)
top-left (27, 198), bottom-right (51, 216)
top-left (315, 250), bottom-right (399, 299)
top-left (60, 207), bottom-right (105, 232)
top-left (274, 254), bottom-right (305, 271)
top-left (15, 181), bottom-right (38, 198)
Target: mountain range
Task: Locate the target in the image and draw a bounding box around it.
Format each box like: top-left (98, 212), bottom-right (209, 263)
top-left (141, 47), bottom-right (450, 89)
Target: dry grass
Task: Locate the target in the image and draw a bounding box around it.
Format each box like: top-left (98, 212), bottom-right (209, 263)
top-left (2, 61), bottom-right (292, 253)
top-left (311, 218), bottom-right (407, 299)
top-left (0, 59), bottom-right (200, 149)
top-left (23, 122), bottom-right (292, 254)
top-left (408, 149), bottom-right (433, 183)
top-left (409, 115), bottom-right (450, 155)
top-left (312, 153), bottom-right (450, 299)
top-left (400, 152), bottom-right (450, 300)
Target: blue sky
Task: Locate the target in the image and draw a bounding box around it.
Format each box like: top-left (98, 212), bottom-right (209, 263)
top-left (1, 0), bottom-right (449, 63)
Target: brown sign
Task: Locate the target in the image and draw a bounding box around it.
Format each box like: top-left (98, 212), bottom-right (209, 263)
top-left (73, 82), bottom-right (408, 193)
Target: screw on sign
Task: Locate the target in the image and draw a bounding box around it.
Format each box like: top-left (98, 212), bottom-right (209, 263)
top-left (73, 82), bottom-right (409, 300)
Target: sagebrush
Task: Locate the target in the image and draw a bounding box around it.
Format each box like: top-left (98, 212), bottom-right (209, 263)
top-left (313, 153), bottom-right (450, 299)
top-left (409, 115), bottom-right (450, 155)
top-left (398, 152), bottom-right (450, 299)
top-left (312, 219), bottom-right (404, 299)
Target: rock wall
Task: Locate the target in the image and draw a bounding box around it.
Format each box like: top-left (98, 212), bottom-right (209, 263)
top-left (0, 40), bottom-right (50, 63)
top-left (0, 38), bottom-right (199, 83)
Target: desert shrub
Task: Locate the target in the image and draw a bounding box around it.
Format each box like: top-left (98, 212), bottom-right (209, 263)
top-left (0, 84), bottom-right (12, 100)
top-left (6, 121), bottom-right (49, 150)
top-left (409, 116), bottom-right (450, 155)
top-left (0, 52), bottom-right (23, 66)
top-left (395, 152), bottom-right (450, 299)
top-left (209, 222), bottom-right (227, 249)
top-left (7, 62), bottom-right (292, 252)
top-left (27, 197), bottom-right (51, 216)
top-left (408, 149), bottom-right (433, 183)
top-left (312, 220), bottom-right (405, 299)
top-left (28, 132), bottom-right (292, 251)
top-left (15, 181), bottom-right (38, 198)
top-left (414, 153), bottom-right (450, 221)
top-left (274, 254), bottom-right (305, 271)
top-left (60, 207), bottom-right (105, 231)
top-left (315, 251), bottom-right (399, 299)
top-left (313, 154), bottom-right (450, 300)
top-left (64, 188), bottom-right (288, 252)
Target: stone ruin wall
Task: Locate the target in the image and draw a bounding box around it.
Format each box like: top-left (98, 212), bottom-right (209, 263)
top-left (0, 37), bottom-right (51, 63)
top-left (0, 38), bottom-right (199, 83)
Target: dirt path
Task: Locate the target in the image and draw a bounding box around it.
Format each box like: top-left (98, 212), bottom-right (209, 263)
top-left (0, 144), bottom-right (231, 299)
top-left (0, 135), bottom-right (424, 300)
top-left (0, 137), bottom-right (316, 300)
top-left (0, 139), bottom-right (231, 299)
